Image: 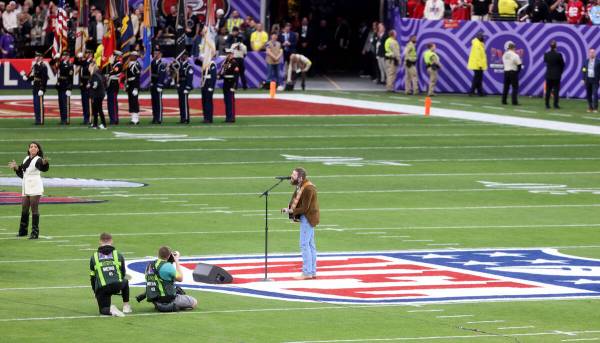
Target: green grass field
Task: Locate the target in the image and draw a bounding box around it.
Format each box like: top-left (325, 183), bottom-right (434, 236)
top-left (1, 98), bottom-right (600, 343)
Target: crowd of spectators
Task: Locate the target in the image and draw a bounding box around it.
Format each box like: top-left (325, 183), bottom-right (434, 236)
top-left (403, 0), bottom-right (600, 23)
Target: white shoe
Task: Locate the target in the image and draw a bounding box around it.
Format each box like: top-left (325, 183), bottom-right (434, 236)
top-left (277, 85), bottom-right (284, 91)
top-left (98, 124), bottom-right (106, 130)
top-left (109, 305), bottom-right (125, 317)
top-left (122, 303), bottom-right (132, 314)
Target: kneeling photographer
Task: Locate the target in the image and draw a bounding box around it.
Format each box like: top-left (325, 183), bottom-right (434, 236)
top-left (140, 246), bottom-right (197, 312)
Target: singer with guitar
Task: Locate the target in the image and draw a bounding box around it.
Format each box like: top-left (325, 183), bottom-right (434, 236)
top-left (281, 168), bottom-right (320, 280)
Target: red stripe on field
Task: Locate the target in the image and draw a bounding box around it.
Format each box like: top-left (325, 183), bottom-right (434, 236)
top-left (0, 98), bottom-right (403, 118)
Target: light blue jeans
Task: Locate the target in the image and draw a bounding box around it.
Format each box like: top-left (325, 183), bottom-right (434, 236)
top-left (299, 215), bottom-right (317, 276)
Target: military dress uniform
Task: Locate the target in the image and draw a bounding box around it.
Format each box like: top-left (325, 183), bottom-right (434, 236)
top-left (201, 61), bottom-right (217, 123)
top-left (105, 53), bottom-right (123, 124)
top-left (150, 56), bottom-right (167, 124)
top-left (177, 56), bottom-right (194, 124)
top-left (125, 55), bottom-right (141, 124)
top-left (75, 52), bottom-right (93, 124)
top-left (56, 52), bottom-right (74, 125)
top-left (23, 54), bottom-right (49, 125)
top-left (219, 53), bottom-right (239, 123)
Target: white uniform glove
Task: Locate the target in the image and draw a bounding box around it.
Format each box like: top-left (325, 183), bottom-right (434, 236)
top-left (132, 89), bottom-right (138, 96)
top-left (37, 90), bottom-right (44, 96)
top-left (77, 52), bottom-right (83, 58)
top-left (208, 88), bottom-right (213, 92)
top-left (20, 70), bottom-right (27, 81)
top-left (183, 89), bottom-right (189, 94)
top-left (296, 69), bottom-right (301, 74)
top-left (157, 87), bottom-right (162, 93)
top-left (66, 90), bottom-right (71, 97)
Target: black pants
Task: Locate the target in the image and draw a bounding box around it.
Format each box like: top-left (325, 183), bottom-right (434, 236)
top-left (95, 281), bottom-right (130, 315)
top-left (545, 78), bottom-right (560, 108)
top-left (92, 97), bottom-right (106, 127)
top-left (223, 82), bottom-right (236, 122)
top-left (151, 86), bottom-right (163, 123)
top-left (127, 87), bottom-right (139, 113)
top-left (585, 80), bottom-right (599, 110)
top-left (470, 70), bottom-right (484, 95)
top-left (502, 71), bottom-right (519, 105)
top-left (235, 58), bottom-right (247, 89)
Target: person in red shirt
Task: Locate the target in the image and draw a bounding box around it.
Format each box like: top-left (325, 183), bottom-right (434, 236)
top-left (408, 0), bottom-right (426, 18)
top-left (448, 0), bottom-right (472, 20)
top-left (566, 0), bottom-right (585, 24)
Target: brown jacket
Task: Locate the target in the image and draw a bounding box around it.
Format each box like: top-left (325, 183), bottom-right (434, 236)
top-left (291, 180), bottom-right (320, 227)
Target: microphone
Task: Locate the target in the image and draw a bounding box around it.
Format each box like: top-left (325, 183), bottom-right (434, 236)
top-left (275, 176), bottom-right (291, 180)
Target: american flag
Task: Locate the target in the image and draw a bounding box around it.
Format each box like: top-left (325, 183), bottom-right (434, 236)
top-left (52, 0), bottom-right (69, 57)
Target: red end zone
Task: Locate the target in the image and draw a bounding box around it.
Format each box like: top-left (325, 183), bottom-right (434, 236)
top-left (0, 97), bottom-right (402, 119)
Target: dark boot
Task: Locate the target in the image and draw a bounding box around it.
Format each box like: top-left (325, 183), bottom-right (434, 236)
top-left (17, 212), bottom-right (29, 237)
top-left (30, 214), bottom-right (39, 239)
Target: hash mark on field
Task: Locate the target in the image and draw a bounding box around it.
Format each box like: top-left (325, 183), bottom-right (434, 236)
top-left (450, 102), bottom-right (473, 107)
top-left (547, 113), bottom-right (573, 117)
top-left (583, 116), bottom-right (600, 121)
top-left (482, 106), bottom-right (504, 110)
top-left (78, 248), bottom-right (98, 251)
top-left (403, 239), bottom-right (434, 242)
top-left (561, 339), bottom-right (600, 342)
top-left (514, 109), bottom-right (537, 114)
top-left (466, 320), bottom-right (505, 324)
top-left (36, 240), bottom-right (70, 243)
top-left (139, 197), bottom-right (169, 200)
top-left (427, 243), bottom-right (461, 246)
top-left (160, 200), bottom-right (188, 203)
top-left (436, 315), bottom-right (474, 318)
top-left (407, 309), bottom-right (444, 313)
top-left (498, 326), bottom-right (535, 330)
top-left (379, 235), bottom-right (410, 238)
top-left (392, 96), bottom-right (410, 100)
top-left (57, 244), bottom-right (90, 247)
top-left (179, 204), bottom-right (209, 206)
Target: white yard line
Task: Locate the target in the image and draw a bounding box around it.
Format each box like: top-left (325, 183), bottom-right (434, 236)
top-left (547, 113), bottom-right (573, 117)
top-left (497, 326), bottom-right (535, 330)
top-left (449, 103), bottom-right (473, 107)
top-left (283, 331), bottom-right (600, 343)
top-left (436, 315), bottom-right (474, 318)
top-left (2, 203), bottom-right (600, 221)
top-left (406, 309), bottom-right (444, 313)
top-left (561, 339), bottom-right (600, 342)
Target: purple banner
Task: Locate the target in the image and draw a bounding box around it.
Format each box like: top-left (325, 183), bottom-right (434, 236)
top-left (393, 17), bottom-right (600, 98)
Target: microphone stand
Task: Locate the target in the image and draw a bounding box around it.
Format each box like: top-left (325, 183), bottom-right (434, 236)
top-left (259, 178), bottom-right (286, 281)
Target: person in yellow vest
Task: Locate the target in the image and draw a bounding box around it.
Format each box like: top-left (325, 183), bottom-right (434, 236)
top-left (403, 35), bottom-right (419, 95)
top-left (384, 30), bottom-right (401, 92)
top-left (250, 23), bottom-right (268, 51)
top-left (423, 43), bottom-right (441, 96)
top-left (226, 10), bottom-right (244, 33)
top-left (467, 31), bottom-right (487, 96)
top-left (499, 0), bottom-right (519, 16)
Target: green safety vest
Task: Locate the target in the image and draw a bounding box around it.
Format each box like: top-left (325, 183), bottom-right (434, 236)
top-left (384, 37), bottom-right (396, 58)
top-left (145, 259), bottom-right (176, 302)
top-left (92, 250), bottom-right (123, 289)
top-left (405, 42), bottom-right (417, 62)
top-left (423, 50), bottom-right (438, 66)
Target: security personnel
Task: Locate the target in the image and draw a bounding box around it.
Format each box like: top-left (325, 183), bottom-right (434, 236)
top-left (423, 43), bottom-right (441, 96)
top-left (105, 50), bottom-right (123, 125)
top-left (150, 47), bottom-right (167, 124)
top-left (125, 51), bottom-right (141, 125)
top-left (89, 232), bottom-right (131, 316)
top-left (56, 51), bottom-right (74, 125)
top-left (21, 52), bottom-right (48, 125)
top-left (75, 50), bottom-right (94, 125)
top-left (201, 56), bottom-right (217, 123)
top-left (177, 51), bottom-right (194, 124)
top-left (219, 49), bottom-right (239, 123)
top-left (384, 30), bottom-right (401, 92)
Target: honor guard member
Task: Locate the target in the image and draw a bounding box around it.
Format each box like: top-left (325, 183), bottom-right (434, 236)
top-left (177, 51), bottom-right (194, 124)
top-left (219, 49), bottom-right (239, 123)
top-left (56, 51), bottom-right (74, 125)
top-left (105, 50), bottom-right (123, 125)
top-left (126, 51), bottom-right (141, 125)
top-left (150, 47), bottom-right (167, 124)
top-left (201, 54), bottom-right (217, 123)
top-left (75, 50), bottom-right (94, 125)
top-left (21, 52), bottom-right (48, 125)
top-left (88, 62), bottom-right (108, 129)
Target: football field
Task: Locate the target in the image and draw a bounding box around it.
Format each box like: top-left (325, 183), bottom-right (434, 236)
top-left (1, 93), bottom-right (600, 342)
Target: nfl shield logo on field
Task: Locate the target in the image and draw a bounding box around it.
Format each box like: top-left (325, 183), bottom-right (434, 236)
top-left (126, 248), bottom-right (600, 304)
